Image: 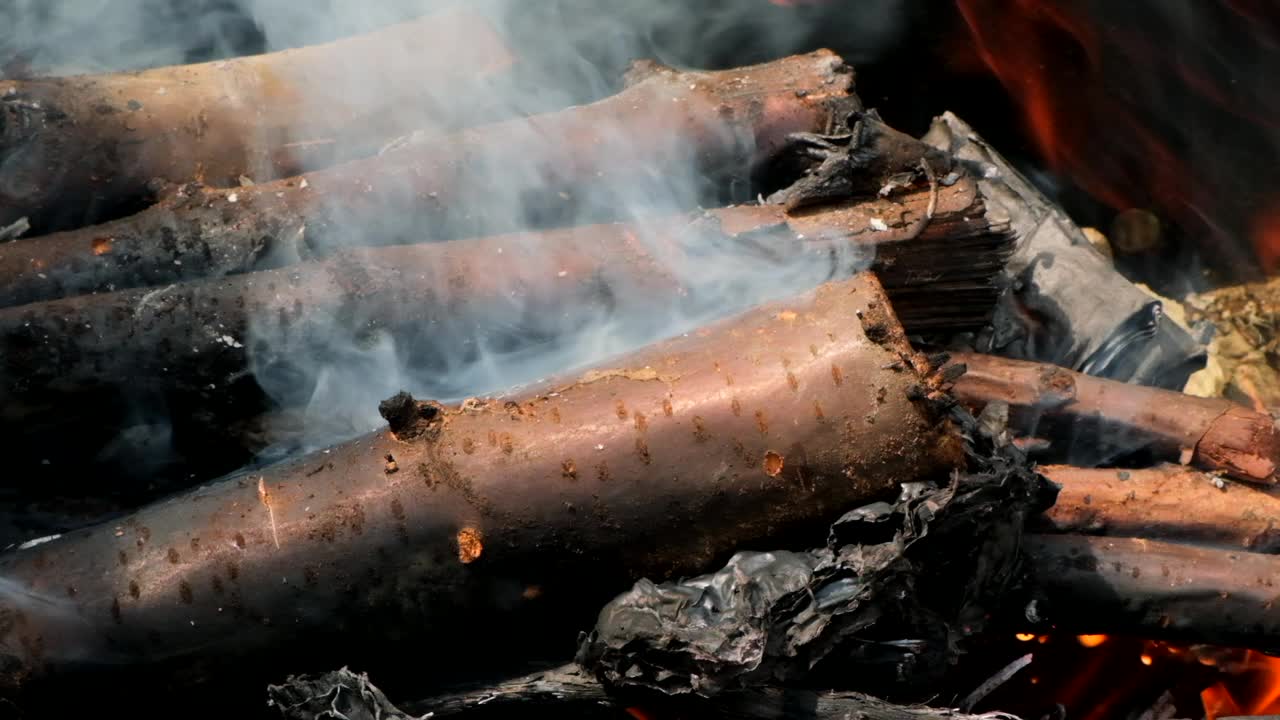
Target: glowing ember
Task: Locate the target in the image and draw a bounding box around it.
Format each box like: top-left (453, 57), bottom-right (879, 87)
top-left (1076, 634), bottom-right (1108, 648)
top-left (1015, 633), bottom-right (1036, 642)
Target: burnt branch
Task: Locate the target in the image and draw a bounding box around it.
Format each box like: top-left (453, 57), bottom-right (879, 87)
top-left (1023, 535), bottom-right (1280, 651)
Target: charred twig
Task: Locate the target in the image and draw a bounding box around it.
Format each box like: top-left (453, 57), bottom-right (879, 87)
top-left (0, 274), bottom-right (965, 714)
top-left (0, 8), bottom-right (516, 234)
top-left (1037, 464), bottom-right (1280, 552)
top-left (0, 178), bottom-right (1009, 491)
top-left (267, 664), bottom-right (1026, 720)
top-left (1023, 534), bottom-right (1280, 651)
top-left (0, 50), bottom-right (857, 308)
top-left (947, 352), bottom-right (1280, 485)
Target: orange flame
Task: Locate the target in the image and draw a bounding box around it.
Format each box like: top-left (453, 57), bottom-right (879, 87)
top-left (953, 0), bottom-right (1280, 274)
top-left (1202, 650), bottom-right (1280, 720)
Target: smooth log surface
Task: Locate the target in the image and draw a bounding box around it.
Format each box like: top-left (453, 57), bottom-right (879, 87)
top-left (0, 50), bottom-right (855, 308)
top-left (1038, 464), bottom-right (1280, 552)
top-left (949, 352), bottom-right (1280, 485)
top-left (0, 177), bottom-right (1006, 493)
top-left (0, 273), bottom-right (964, 713)
top-left (0, 8), bottom-right (516, 233)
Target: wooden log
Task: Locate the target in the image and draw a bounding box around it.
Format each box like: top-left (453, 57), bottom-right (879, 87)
top-left (0, 177), bottom-right (1009, 490)
top-left (0, 8), bottom-right (516, 234)
top-left (1023, 534), bottom-right (1280, 650)
top-left (947, 352), bottom-right (1280, 485)
top-left (0, 273), bottom-right (965, 713)
top-left (0, 50), bottom-right (857, 308)
top-left (1036, 464), bottom-right (1280, 552)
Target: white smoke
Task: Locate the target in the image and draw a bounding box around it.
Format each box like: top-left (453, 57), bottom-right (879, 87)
top-left (2, 0), bottom-right (911, 457)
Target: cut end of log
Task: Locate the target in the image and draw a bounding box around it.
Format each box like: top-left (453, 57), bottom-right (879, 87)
top-left (1194, 405), bottom-right (1280, 485)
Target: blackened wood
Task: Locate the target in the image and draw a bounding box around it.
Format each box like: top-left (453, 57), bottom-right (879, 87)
top-left (1024, 534), bottom-right (1280, 651)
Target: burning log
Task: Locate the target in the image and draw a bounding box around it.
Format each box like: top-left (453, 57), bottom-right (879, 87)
top-left (0, 177), bottom-right (1009, 486)
top-left (0, 50), bottom-right (857, 309)
top-left (1036, 465), bottom-right (1280, 552)
top-left (1023, 535), bottom-right (1280, 650)
top-left (947, 352), bottom-right (1280, 485)
top-left (0, 273), bottom-right (965, 713)
top-left (0, 8), bottom-right (517, 235)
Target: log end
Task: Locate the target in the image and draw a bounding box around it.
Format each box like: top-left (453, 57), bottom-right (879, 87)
top-left (1195, 405), bottom-right (1280, 485)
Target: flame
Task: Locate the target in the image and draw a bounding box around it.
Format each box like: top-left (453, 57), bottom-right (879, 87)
top-left (953, 0), bottom-right (1280, 274)
top-left (1202, 650), bottom-right (1280, 720)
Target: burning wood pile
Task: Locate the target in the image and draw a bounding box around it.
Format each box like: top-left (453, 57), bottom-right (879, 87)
top-left (1, 6), bottom-right (1278, 720)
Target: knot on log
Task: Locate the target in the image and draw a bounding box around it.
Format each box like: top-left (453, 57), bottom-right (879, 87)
top-left (378, 391), bottom-right (444, 441)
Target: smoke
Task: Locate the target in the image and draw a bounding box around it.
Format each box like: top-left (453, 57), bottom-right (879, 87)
top-left (3, 0), bottom-right (911, 459)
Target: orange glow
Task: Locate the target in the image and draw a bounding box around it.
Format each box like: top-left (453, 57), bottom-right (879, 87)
top-left (1140, 654), bottom-right (1153, 666)
top-left (1076, 634), bottom-right (1109, 648)
top-left (1015, 633), bottom-right (1036, 642)
top-left (1202, 650), bottom-right (1280, 720)
top-left (953, 0), bottom-right (1280, 273)
top-left (626, 708), bottom-right (654, 720)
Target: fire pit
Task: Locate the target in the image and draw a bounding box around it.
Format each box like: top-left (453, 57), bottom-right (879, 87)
top-left (2, 2), bottom-right (1279, 719)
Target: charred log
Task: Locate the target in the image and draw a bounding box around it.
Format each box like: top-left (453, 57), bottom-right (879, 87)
top-left (0, 178), bottom-right (1009, 499)
top-left (267, 664), bottom-right (1025, 720)
top-left (0, 50), bottom-right (857, 308)
top-left (1023, 535), bottom-right (1280, 651)
top-left (0, 8), bottom-right (516, 234)
top-left (0, 273), bottom-right (965, 714)
top-left (947, 352), bottom-right (1280, 485)
top-left (1037, 464), bottom-right (1280, 552)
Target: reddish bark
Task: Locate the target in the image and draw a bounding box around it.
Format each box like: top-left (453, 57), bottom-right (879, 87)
top-left (0, 8), bottom-right (516, 233)
top-left (0, 50), bottom-right (856, 308)
top-left (948, 352), bottom-right (1280, 485)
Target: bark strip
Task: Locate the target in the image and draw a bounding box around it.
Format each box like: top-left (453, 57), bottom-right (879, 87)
top-left (947, 352), bottom-right (1280, 485)
top-left (0, 50), bottom-right (856, 308)
top-left (0, 8), bottom-right (516, 234)
top-left (0, 178), bottom-right (1007, 478)
top-left (1023, 534), bottom-right (1280, 650)
top-left (1037, 464), bottom-right (1280, 552)
top-left (0, 273), bottom-right (964, 711)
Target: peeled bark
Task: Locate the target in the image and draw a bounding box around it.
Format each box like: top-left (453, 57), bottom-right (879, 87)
top-left (947, 352), bottom-right (1280, 485)
top-left (0, 50), bottom-right (856, 308)
top-left (1037, 464), bottom-right (1280, 552)
top-left (0, 8), bottom-right (516, 234)
top-left (0, 273), bottom-right (964, 713)
top-left (1023, 535), bottom-right (1280, 650)
top-left (0, 177), bottom-right (1007, 488)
